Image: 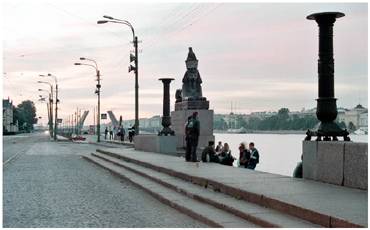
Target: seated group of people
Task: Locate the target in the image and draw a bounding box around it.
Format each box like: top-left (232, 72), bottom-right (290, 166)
top-left (201, 141), bottom-right (235, 166)
top-left (201, 141), bottom-right (259, 170)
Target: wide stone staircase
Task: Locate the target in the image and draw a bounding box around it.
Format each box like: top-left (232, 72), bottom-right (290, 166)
top-left (82, 147), bottom-right (366, 228)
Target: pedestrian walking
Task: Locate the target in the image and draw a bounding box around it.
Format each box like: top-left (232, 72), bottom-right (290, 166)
top-left (185, 112), bottom-right (200, 162)
top-left (104, 127), bottom-right (108, 140)
top-left (128, 125), bottom-right (135, 142)
top-left (246, 142), bottom-right (259, 170)
top-left (120, 126), bottom-right (125, 142)
top-left (109, 126), bottom-right (113, 140)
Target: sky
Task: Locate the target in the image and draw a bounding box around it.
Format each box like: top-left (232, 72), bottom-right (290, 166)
top-left (2, 1), bottom-right (368, 126)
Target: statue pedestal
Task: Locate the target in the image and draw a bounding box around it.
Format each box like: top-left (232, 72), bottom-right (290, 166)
top-left (171, 109), bottom-right (214, 155)
top-left (134, 135), bottom-right (178, 156)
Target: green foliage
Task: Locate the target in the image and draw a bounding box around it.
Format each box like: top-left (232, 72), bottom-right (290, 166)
top-left (214, 116), bottom-right (228, 130)
top-left (213, 108), bottom-right (320, 131)
top-left (14, 100), bottom-right (37, 132)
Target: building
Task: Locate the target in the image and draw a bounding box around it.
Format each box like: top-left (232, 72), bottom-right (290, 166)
top-left (3, 99), bottom-right (18, 134)
top-left (344, 104), bottom-right (368, 130)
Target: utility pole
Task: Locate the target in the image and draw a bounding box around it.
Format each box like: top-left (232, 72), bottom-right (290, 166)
top-left (97, 70), bottom-right (101, 142)
top-left (134, 36), bottom-right (139, 135)
top-left (54, 84), bottom-right (58, 141)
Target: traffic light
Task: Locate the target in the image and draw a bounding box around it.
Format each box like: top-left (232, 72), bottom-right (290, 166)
top-left (128, 65), bottom-right (136, 73)
top-left (130, 53), bottom-right (136, 63)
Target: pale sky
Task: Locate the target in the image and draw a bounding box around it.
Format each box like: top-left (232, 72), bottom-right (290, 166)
top-left (2, 1), bottom-right (368, 126)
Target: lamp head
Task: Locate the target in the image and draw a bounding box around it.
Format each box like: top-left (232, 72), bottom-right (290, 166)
top-left (103, 15), bottom-right (114, 20)
top-left (97, 20), bottom-right (108, 24)
top-left (74, 63), bottom-right (81, 65)
top-left (80, 57), bottom-right (86, 60)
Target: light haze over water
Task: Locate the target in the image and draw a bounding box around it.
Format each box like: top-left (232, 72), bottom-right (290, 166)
top-left (214, 133), bottom-right (368, 177)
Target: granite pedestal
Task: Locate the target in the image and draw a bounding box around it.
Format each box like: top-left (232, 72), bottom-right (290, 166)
top-left (134, 135), bottom-right (177, 155)
top-left (302, 141), bottom-right (367, 190)
top-left (171, 109), bottom-right (214, 155)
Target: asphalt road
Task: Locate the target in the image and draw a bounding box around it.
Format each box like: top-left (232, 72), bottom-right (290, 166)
top-left (3, 132), bottom-right (207, 228)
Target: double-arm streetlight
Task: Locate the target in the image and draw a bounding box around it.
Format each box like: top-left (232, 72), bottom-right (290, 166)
top-left (74, 57), bottom-right (101, 142)
top-left (40, 73), bottom-right (59, 141)
top-left (38, 88), bottom-right (53, 137)
top-left (98, 15), bottom-right (139, 135)
top-left (38, 80), bottom-right (54, 137)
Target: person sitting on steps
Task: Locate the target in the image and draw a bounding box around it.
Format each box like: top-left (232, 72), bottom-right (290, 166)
top-left (201, 141), bottom-right (219, 163)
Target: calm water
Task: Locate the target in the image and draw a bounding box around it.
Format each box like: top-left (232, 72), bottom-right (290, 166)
top-left (214, 133), bottom-right (368, 177)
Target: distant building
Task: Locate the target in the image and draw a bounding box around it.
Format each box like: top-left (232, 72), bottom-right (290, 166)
top-left (344, 104), bottom-right (368, 130)
top-left (3, 99), bottom-right (18, 133)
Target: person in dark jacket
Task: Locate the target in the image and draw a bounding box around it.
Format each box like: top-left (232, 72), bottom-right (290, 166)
top-left (246, 142), bottom-right (259, 169)
top-left (201, 141), bottom-right (219, 163)
top-left (215, 141), bottom-right (222, 153)
top-left (185, 112), bottom-right (200, 162)
top-left (218, 143), bottom-right (235, 166)
top-left (120, 126), bottom-right (125, 141)
top-left (238, 142), bottom-right (250, 167)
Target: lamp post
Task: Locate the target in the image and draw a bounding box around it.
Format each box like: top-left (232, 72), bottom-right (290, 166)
top-left (306, 12), bottom-right (350, 141)
top-left (40, 74), bottom-right (58, 141)
top-left (74, 58), bottom-right (101, 142)
top-left (38, 88), bottom-right (53, 137)
top-left (98, 15), bottom-right (139, 135)
top-left (38, 80), bottom-right (53, 137)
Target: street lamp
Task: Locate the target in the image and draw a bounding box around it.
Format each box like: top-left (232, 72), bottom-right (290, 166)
top-left (74, 58), bottom-right (101, 142)
top-left (98, 15), bottom-right (140, 135)
top-left (38, 80), bottom-right (54, 137)
top-left (40, 73), bottom-right (59, 141)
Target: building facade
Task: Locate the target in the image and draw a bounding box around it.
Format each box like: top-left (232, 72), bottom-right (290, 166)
top-left (3, 99), bottom-right (18, 133)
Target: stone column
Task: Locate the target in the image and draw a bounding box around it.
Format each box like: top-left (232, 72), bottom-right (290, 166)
top-left (159, 78), bottom-right (175, 136)
top-left (306, 12), bottom-right (350, 141)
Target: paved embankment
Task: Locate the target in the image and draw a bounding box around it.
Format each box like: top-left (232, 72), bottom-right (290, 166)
top-left (86, 145), bottom-right (367, 227)
top-left (3, 133), bottom-right (207, 228)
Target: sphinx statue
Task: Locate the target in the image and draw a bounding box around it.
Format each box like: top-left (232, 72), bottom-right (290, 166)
top-left (181, 47), bottom-right (204, 101)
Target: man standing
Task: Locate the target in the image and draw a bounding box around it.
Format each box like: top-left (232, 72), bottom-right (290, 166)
top-left (184, 116), bottom-right (192, 161)
top-left (247, 142), bottom-right (259, 170)
top-left (185, 112), bottom-right (200, 162)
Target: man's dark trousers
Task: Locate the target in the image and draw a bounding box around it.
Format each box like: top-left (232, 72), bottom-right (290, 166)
top-left (185, 137), bottom-right (191, 161)
top-left (189, 136), bottom-right (198, 162)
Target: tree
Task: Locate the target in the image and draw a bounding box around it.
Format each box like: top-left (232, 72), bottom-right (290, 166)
top-left (14, 100), bottom-right (37, 132)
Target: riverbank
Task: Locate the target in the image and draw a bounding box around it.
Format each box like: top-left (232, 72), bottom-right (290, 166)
top-left (214, 130), bottom-right (307, 134)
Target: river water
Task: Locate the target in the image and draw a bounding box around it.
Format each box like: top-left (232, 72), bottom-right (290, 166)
top-left (214, 133), bottom-right (368, 177)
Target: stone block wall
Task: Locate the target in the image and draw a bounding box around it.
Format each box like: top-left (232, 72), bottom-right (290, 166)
top-left (303, 141), bottom-right (368, 190)
top-left (134, 135), bottom-right (178, 156)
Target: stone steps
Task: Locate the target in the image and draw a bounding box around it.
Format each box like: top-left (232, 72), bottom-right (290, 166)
top-left (90, 151), bottom-right (320, 228)
top-left (94, 148), bottom-right (366, 228)
top-left (83, 154), bottom-right (258, 228)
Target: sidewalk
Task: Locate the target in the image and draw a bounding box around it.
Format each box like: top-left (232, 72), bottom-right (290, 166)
top-left (84, 135), bottom-right (134, 147)
top-left (95, 145), bottom-right (367, 227)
